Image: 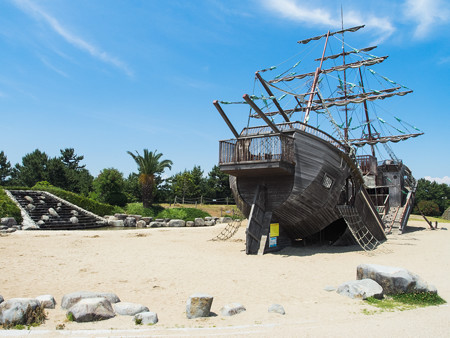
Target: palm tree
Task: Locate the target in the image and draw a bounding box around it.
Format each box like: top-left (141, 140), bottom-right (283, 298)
top-left (127, 149), bottom-right (173, 208)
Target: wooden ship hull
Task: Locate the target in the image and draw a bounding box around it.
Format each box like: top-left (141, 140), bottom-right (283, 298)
top-left (219, 122), bottom-right (387, 254)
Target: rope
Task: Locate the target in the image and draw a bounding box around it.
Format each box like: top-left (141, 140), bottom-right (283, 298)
top-left (210, 219), bottom-right (242, 241)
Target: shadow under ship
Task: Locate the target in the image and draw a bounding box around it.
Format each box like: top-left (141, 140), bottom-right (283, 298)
top-left (214, 25), bottom-right (423, 255)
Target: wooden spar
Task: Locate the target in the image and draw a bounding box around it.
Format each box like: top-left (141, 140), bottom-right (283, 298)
top-left (243, 94), bottom-right (281, 133)
top-left (341, 12), bottom-right (349, 141)
top-left (359, 68), bottom-right (376, 157)
top-left (303, 30), bottom-right (330, 124)
top-left (213, 100), bottom-right (240, 139)
top-left (255, 72), bottom-right (290, 122)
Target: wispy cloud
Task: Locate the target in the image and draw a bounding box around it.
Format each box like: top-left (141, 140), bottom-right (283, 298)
top-left (438, 56), bottom-right (450, 64)
top-left (403, 0), bottom-right (450, 38)
top-left (260, 0), bottom-right (395, 43)
top-left (11, 0), bottom-right (133, 77)
top-left (424, 176), bottom-right (450, 185)
top-left (38, 55), bottom-right (69, 78)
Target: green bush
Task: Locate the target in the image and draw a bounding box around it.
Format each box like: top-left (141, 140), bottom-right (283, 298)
top-left (156, 207), bottom-right (210, 221)
top-left (414, 200), bottom-right (441, 216)
top-left (31, 182), bottom-right (120, 216)
top-left (0, 186), bottom-right (22, 223)
top-left (126, 203), bottom-right (164, 217)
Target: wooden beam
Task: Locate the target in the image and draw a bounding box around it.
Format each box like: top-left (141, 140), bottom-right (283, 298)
top-left (213, 100), bottom-right (240, 139)
top-left (255, 72), bottom-right (290, 122)
top-left (242, 94), bottom-right (280, 134)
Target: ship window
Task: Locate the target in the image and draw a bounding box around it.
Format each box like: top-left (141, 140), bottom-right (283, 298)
top-left (322, 173), bottom-right (334, 189)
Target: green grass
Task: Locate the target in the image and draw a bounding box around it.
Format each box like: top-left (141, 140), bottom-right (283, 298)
top-left (125, 203), bottom-right (164, 217)
top-left (363, 292), bottom-right (446, 314)
top-left (0, 186), bottom-right (22, 223)
top-left (410, 214), bottom-right (450, 224)
top-left (155, 207), bottom-right (211, 221)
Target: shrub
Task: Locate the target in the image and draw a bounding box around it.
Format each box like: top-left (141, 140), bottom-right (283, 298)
top-left (414, 200), bottom-right (440, 216)
top-left (0, 186), bottom-right (22, 223)
top-left (126, 203), bottom-right (164, 217)
top-left (156, 207), bottom-right (210, 221)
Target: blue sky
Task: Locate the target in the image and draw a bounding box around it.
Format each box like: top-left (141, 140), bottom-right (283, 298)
top-left (1, 0), bottom-right (449, 184)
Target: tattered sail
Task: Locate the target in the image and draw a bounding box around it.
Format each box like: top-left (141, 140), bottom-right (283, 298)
top-left (297, 25), bottom-right (365, 44)
top-left (350, 133), bottom-right (424, 147)
top-left (314, 46), bottom-right (377, 61)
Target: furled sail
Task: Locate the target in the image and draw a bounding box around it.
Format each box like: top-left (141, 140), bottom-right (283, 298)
top-left (350, 133), bottom-right (424, 147)
top-left (314, 46), bottom-right (377, 62)
top-left (297, 25), bottom-right (365, 44)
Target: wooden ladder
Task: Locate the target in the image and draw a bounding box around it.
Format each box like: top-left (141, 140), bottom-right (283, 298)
top-left (246, 185), bottom-right (272, 255)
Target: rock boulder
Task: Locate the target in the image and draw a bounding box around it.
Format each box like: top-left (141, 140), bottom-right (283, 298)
top-left (61, 291), bottom-right (120, 310)
top-left (113, 302), bottom-right (149, 316)
top-left (0, 298), bottom-right (40, 326)
top-left (135, 311), bottom-right (158, 325)
top-left (337, 279), bottom-right (383, 299)
top-left (67, 297), bottom-right (115, 322)
top-left (186, 293), bottom-right (213, 319)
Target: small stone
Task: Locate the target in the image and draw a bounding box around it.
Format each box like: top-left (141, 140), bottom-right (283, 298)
top-left (324, 286), bottom-right (336, 292)
top-left (148, 221), bottom-right (165, 228)
top-left (337, 279), bottom-right (383, 300)
top-left (48, 208), bottom-right (59, 217)
top-left (220, 303), bottom-right (246, 316)
top-left (124, 217), bottom-right (137, 227)
top-left (136, 220), bottom-right (147, 228)
top-left (114, 213), bottom-right (128, 220)
top-left (113, 302), bottom-right (149, 316)
top-left (36, 295), bottom-right (56, 309)
top-left (41, 215), bottom-right (50, 221)
top-left (168, 219), bottom-right (185, 227)
top-left (186, 293), bottom-right (213, 319)
top-left (135, 311), bottom-right (158, 325)
top-left (26, 203), bottom-right (35, 211)
top-left (24, 195), bottom-right (34, 203)
top-left (67, 297), bottom-right (115, 322)
top-left (37, 220), bottom-right (45, 226)
top-left (39, 200), bottom-right (45, 204)
top-left (57, 202), bottom-right (62, 207)
top-left (108, 219), bottom-right (124, 227)
top-left (141, 217), bottom-right (153, 224)
top-left (268, 304), bottom-right (285, 315)
top-left (205, 221), bottom-right (215, 226)
top-left (71, 210), bottom-right (79, 216)
top-left (1, 217), bottom-right (17, 227)
top-left (186, 221), bottom-right (194, 227)
top-left (194, 218), bottom-right (205, 227)
top-left (218, 217), bottom-right (232, 224)
top-left (70, 217), bottom-right (79, 224)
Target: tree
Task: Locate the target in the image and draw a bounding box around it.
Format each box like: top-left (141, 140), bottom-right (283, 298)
top-left (171, 170), bottom-right (195, 203)
top-left (205, 165), bottom-right (232, 200)
top-left (127, 149), bottom-right (173, 208)
top-left (415, 178), bottom-right (450, 214)
top-left (0, 151), bottom-right (12, 184)
top-left (60, 148), bottom-right (86, 170)
top-left (93, 168), bottom-right (127, 206)
top-left (124, 173), bottom-right (142, 203)
top-left (12, 149), bottom-right (48, 187)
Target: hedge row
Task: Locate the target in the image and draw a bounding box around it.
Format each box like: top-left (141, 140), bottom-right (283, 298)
top-left (0, 186), bottom-right (23, 223)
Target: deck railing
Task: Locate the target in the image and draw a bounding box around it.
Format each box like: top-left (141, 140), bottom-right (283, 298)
top-left (219, 134), bottom-right (294, 165)
top-left (240, 121), bottom-right (347, 153)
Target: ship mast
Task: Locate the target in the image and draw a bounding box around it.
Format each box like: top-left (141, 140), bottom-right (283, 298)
top-left (341, 8), bottom-right (349, 141)
top-left (358, 68), bottom-right (376, 157)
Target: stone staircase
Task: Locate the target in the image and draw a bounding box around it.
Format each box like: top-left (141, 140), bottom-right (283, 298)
top-left (8, 190), bottom-right (106, 230)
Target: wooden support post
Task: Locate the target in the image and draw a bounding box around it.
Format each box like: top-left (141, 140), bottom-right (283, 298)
top-left (213, 100), bottom-right (240, 139)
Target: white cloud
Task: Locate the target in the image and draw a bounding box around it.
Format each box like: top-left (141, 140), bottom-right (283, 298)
top-left (38, 55), bottom-right (69, 78)
top-left (260, 0), bottom-right (395, 43)
top-left (11, 0), bottom-right (133, 77)
top-left (403, 0), bottom-right (450, 38)
top-left (424, 176), bottom-right (450, 185)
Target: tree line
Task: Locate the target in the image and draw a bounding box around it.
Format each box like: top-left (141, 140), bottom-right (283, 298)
top-left (0, 149), bottom-right (232, 208)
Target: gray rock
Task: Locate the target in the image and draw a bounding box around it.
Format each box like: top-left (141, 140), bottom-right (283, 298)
top-left (109, 220), bottom-right (124, 227)
top-left (194, 218), bottom-right (205, 227)
top-left (337, 279), bottom-right (383, 300)
top-left (164, 218), bottom-right (171, 223)
top-left (141, 217), bottom-right (153, 224)
top-left (39, 200), bottom-right (45, 204)
top-left (186, 293), bottom-right (213, 319)
top-left (0, 295), bottom-right (3, 304)
top-left (41, 215), bottom-right (50, 221)
top-left (57, 202), bottom-right (62, 207)
top-left (220, 303), bottom-right (246, 316)
top-left (268, 304), bottom-right (285, 315)
top-left (0, 298), bottom-right (40, 325)
top-left (113, 302), bottom-right (149, 316)
top-left (0, 226), bottom-right (6, 230)
top-left (135, 311), bottom-right (158, 325)
top-left (71, 210), bottom-right (79, 216)
top-left (38, 195), bottom-right (45, 200)
top-left (357, 264), bottom-right (437, 294)
top-left (67, 297), bottom-right (115, 322)
top-left (205, 221), bottom-right (215, 226)
top-left (24, 195), bottom-right (34, 203)
top-left (130, 215), bottom-right (142, 221)
top-left (186, 221), bottom-right (194, 227)
top-left (36, 295), bottom-right (56, 309)
top-left (0, 228), bottom-right (16, 233)
top-left (168, 219), bottom-right (185, 227)
top-left (56, 207), bottom-right (62, 212)
top-left (48, 208), bottom-right (59, 217)
top-left (205, 217), bottom-right (212, 221)
top-left (37, 220), bottom-right (45, 226)
top-left (124, 217), bottom-right (137, 227)
top-left (26, 203), bottom-right (35, 211)
top-left (136, 220), bottom-right (147, 228)
top-left (61, 291), bottom-right (120, 310)
top-left (114, 213), bottom-right (128, 220)
top-left (70, 216), bottom-right (79, 224)
top-left (218, 217), bottom-right (232, 224)
top-left (1, 217), bottom-right (17, 227)
top-left (323, 286), bottom-right (336, 292)
top-left (155, 219), bottom-right (164, 222)
top-left (148, 221), bottom-right (165, 228)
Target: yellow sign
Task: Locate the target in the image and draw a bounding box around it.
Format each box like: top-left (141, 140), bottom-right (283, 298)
top-left (270, 223), bottom-right (279, 237)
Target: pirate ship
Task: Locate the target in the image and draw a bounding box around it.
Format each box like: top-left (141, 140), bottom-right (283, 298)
top-left (214, 25), bottom-right (423, 254)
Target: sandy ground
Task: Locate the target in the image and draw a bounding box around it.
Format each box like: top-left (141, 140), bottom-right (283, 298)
top-left (0, 219), bottom-right (449, 337)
